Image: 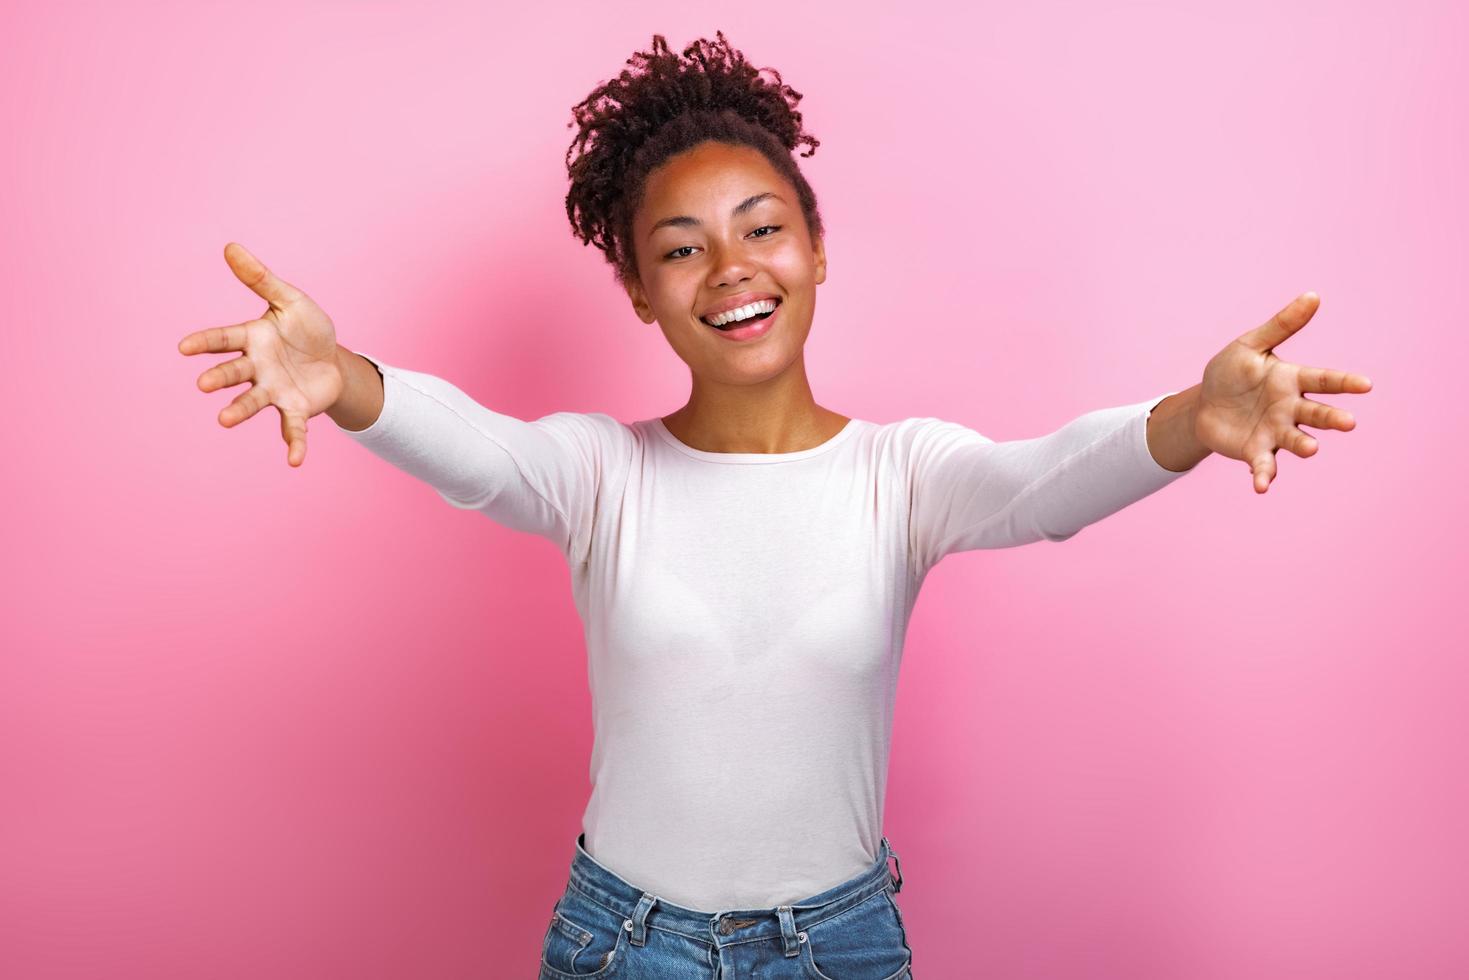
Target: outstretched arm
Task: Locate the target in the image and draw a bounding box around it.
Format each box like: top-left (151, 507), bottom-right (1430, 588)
top-left (905, 291), bottom-right (1374, 572)
top-left (906, 392), bottom-right (1195, 572)
top-left (337, 351), bottom-right (624, 565)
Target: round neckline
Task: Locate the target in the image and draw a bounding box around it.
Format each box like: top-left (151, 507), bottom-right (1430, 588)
top-left (650, 415), bottom-right (859, 464)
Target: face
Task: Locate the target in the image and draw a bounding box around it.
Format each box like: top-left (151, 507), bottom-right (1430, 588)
top-left (623, 141), bottom-right (826, 387)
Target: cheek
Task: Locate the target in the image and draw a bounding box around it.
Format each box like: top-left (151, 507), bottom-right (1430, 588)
top-left (642, 273), bottom-right (700, 319)
top-left (767, 245), bottom-right (815, 286)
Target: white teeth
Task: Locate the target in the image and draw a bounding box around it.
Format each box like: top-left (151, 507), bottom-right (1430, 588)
top-left (706, 299), bottom-right (776, 326)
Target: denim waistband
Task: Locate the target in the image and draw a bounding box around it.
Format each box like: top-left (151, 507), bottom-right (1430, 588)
top-left (564, 833), bottom-right (904, 949)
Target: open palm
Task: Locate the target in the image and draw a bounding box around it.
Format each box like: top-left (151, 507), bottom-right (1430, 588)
top-left (1195, 292), bottom-right (1374, 493)
top-left (177, 243), bottom-right (344, 466)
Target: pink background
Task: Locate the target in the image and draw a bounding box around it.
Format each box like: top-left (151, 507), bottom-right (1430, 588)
top-left (2, 1), bottom-right (1463, 977)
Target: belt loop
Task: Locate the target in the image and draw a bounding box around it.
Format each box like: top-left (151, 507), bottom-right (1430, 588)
top-left (776, 905), bottom-right (802, 958)
top-left (883, 837), bottom-right (904, 893)
top-left (627, 892), bottom-right (656, 947)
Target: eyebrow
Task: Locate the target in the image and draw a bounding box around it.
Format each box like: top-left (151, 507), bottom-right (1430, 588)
top-left (647, 192), bottom-right (785, 238)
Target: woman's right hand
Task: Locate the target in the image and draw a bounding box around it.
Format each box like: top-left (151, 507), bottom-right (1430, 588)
top-left (178, 242), bottom-right (345, 467)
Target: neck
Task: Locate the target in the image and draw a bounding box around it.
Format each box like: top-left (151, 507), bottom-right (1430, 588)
top-left (661, 354), bottom-right (848, 454)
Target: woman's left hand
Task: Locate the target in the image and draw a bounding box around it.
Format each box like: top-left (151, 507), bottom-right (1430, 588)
top-left (1195, 292), bottom-right (1374, 493)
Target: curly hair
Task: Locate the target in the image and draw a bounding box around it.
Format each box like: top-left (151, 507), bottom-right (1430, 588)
top-left (564, 31), bottom-right (825, 287)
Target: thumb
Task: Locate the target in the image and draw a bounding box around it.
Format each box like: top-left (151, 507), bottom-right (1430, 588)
top-left (1235, 291), bottom-right (1319, 354)
top-left (224, 242), bottom-right (306, 311)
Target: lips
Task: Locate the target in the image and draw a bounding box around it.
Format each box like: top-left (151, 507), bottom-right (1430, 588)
top-left (699, 295), bottom-right (781, 329)
top-left (698, 293), bottom-right (782, 324)
top-left (705, 298), bottom-right (780, 342)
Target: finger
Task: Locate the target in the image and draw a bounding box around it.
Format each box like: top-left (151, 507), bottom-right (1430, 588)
top-left (219, 384), bottom-right (270, 428)
top-left (1251, 449), bottom-right (1277, 494)
top-left (1294, 396), bottom-right (1355, 432)
top-left (197, 354), bottom-right (254, 392)
top-left (1296, 365), bottom-right (1373, 396)
top-left (179, 320), bottom-right (255, 356)
top-left (1236, 291), bottom-right (1320, 354)
top-left (1279, 423), bottom-right (1318, 459)
top-left (223, 242), bottom-right (307, 312)
top-left (280, 409), bottom-right (307, 467)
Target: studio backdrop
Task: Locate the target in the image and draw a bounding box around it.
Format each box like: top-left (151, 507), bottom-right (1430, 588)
top-left (1, 1), bottom-right (1461, 978)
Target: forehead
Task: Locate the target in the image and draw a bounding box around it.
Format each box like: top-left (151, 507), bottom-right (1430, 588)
top-left (638, 142), bottom-right (787, 218)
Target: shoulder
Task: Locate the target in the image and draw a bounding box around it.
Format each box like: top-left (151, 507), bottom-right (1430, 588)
top-left (529, 411), bottom-right (638, 469)
top-left (868, 416), bottom-right (995, 458)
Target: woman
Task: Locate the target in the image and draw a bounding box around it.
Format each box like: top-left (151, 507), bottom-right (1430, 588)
top-left (178, 31), bottom-right (1371, 980)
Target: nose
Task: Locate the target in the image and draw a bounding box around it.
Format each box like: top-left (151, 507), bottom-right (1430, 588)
top-left (707, 238), bottom-right (757, 289)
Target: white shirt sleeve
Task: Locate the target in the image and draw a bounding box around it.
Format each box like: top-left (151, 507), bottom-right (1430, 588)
top-left (336, 351), bottom-right (620, 565)
top-left (907, 392), bottom-right (1196, 573)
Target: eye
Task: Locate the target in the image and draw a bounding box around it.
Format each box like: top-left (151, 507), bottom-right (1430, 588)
top-left (664, 226), bottom-right (782, 260)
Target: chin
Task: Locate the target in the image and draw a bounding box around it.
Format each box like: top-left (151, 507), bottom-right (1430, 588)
top-left (712, 347), bottom-right (803, 382)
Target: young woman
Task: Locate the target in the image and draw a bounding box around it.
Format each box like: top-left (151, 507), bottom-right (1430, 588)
top-left (179, 31), bottom-right (1372, 980)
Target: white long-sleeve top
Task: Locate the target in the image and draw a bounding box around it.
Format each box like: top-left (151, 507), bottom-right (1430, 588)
top-left (341, 352), bottom-right (1195, 910)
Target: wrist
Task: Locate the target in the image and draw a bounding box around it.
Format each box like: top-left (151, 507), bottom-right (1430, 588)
top-left (330, 344), bottom-right (355, 410)
top-left (326, 345), bottom-right (385, 431)
top-left (1147, 385), bottom-right (1210, 472)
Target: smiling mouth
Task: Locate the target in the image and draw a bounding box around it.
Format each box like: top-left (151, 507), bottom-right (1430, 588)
top-left (700, 298), bottom-right (782, 330)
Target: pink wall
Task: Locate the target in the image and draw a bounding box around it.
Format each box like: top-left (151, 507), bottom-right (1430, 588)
top-left (2, 1), bottom-right (1463, 977)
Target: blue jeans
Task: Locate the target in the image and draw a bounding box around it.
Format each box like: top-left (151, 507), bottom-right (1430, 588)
top-left (538, 833), bottom-right (913, 979)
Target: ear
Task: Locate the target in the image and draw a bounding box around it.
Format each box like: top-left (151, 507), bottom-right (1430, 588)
top-left (812, 234), bottom-right (827, 285)
top-left (622, 272), bottom-right (657, 324)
